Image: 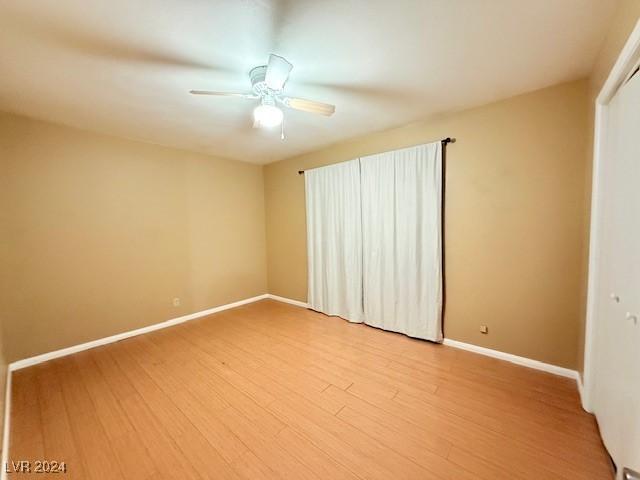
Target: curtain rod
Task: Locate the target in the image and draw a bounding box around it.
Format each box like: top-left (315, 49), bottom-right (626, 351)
top-left (297, 137), bottom-right (455, 174)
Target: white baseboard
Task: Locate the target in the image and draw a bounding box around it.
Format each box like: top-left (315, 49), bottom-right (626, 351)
top-left (442, 338), bottom-right (578, 379)
top-left (259, 297), bottom-right (589, 407)
top-left (0, 292), bottom-right (588, 473)
top-left (1, 368), bottom-right (12, 480)
top-left (266, 295), bottom-right (581, 382)
top-left (266, 294), bottom-right (309, 308)
top-left (9, 293), bottom-right (269, 372)
top-left (443, 339), bottom-right (589, 410)
top-left (2, 293), bottom-right (272, 476)
top-left (576, 373), bottom-right (590, 412)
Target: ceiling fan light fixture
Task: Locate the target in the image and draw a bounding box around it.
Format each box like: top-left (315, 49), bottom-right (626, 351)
top-left (253, 103), bottom-right (283, 128)
top-left (190, 54), bottom-right (335, 135)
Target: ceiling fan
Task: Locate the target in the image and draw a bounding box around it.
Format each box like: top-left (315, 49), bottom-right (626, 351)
top-left (190, 54), bottom-right (335, 138)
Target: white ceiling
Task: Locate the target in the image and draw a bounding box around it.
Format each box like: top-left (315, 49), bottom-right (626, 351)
top-left (0, 0), bottom-right (617, 164)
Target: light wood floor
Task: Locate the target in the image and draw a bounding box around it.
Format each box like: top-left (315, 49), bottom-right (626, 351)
top-left (10, 300), bottom-right (612, 479)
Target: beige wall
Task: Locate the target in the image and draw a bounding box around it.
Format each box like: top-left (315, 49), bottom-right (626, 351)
top-left (0, 5), bottom-right (635, 380)
top-left (5, 28), bottom-right (635, 371)
top-left (575, 1), bottom-right (640, 376)
top-left (265, 79), bottom-right (589, 369)
top-left (0, 112), bottom-right (268, 362)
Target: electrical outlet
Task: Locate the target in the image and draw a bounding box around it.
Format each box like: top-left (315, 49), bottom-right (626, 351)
top-left (480, 325), bottom-right (488, 334)
top-left (172, 297), bottom-right (181, 307)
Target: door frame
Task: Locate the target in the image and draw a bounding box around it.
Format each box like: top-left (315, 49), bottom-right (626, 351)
top-left (583, 19), bottom-right (640, 412)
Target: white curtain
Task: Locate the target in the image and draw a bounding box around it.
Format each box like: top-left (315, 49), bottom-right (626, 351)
top-left (360, 143), bottom-right (443, 341)
top-left (305, 142), bottom-right (443, 341)
top-left (305, 159), bottom-right (364, 322)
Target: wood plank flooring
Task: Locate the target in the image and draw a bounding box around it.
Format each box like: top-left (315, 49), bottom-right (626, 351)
top-left (9, 299), bottom-right (613, 479)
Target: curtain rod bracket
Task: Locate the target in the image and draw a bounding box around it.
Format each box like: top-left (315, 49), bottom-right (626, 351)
top-left (298, 137), bottom-right (455, 174)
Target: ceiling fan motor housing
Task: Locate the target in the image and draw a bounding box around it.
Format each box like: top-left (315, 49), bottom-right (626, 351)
top-left (250, 65), bottom-right (274, 97)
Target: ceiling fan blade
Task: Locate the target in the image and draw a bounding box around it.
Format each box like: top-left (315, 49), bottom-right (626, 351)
top-left (190, 90), bottom-right (255, 99)
top-left (264, 54), bottom-right (293, 91)
top-left (281, 97), bottom-right (335, 116)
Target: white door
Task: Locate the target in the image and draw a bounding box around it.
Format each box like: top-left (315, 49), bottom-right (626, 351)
top-left (592, 69), bottom-right (640, 478)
